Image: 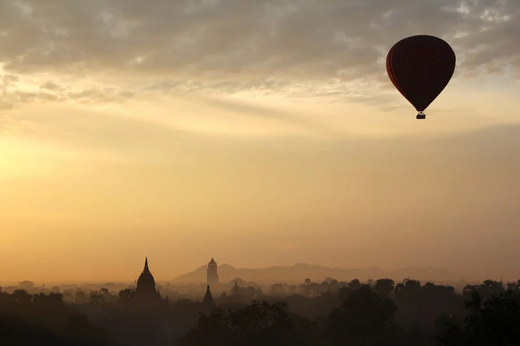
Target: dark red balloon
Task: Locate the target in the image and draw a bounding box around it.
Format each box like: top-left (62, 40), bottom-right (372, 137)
top-left (386, 35), bottom-right (456, 116)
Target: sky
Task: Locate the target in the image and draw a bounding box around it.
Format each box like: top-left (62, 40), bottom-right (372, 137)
top-left (1, 0), bottom-right (520, 283)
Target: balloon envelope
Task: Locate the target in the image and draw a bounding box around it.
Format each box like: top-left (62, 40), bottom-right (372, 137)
top-left (386, 35), bottom-right (456, 113)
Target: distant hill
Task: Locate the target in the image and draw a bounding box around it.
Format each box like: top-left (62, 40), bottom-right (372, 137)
top-left (172, 263), bottom-right (474, 284)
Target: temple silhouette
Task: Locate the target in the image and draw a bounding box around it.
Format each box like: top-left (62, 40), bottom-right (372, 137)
top-left (130, 257), bottom-right (223, 307)
top-left (134, 257), bottom-right (168, 306)
top-left (207, 257), bottom-right (219, 286)
top-left (204, 258), bottom-right (218, 307)
top-left (202, 285), bottom-right (215, 308)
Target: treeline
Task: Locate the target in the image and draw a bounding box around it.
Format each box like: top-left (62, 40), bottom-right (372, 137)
top-left (0, 289), bottom-right (115, 346)
top-left (1, 279), bottom-right (520, 345)
top-left (183, 279), bottom-right (520, 346)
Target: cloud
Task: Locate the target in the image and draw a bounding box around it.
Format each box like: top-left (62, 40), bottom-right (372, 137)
top-left (0, 0), bottom-right (518, 103)
top-left (66, 87), bottom-right (135, 104)
top-left (0, 76), bottom-right (135, 108)
top-left (39, 80), bottom-right (64, 91)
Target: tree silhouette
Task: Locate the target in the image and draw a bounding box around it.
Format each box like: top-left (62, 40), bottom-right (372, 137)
top-left (0, 314), bottom-right (68, 346)
top-left (89, 291), bottom-right (105, 305)
top-left (33, 292), bottom-right (64, 306)
top-left (74, 291), bottom-right (88, 304)
top-left (11, 290), bottom-right (32, 304)
top-left (181, 301), bottom-right (295, 346)
top-left (328, 287), bottom-right (399, 345)
top-left (463, 280), bottom-right (505, 303)
top-left (337, 286), bottom-right (353, 302)
top-left (270, 283), bottom-right (286, 296)
top-left (438, 291), bottom-right (520, 346)
top-left (118, 288), bottom-right (135, 305)
top-left (374, 279), bottom-right (395, 298)
top-left (349, 279), bottom-right (361, 291)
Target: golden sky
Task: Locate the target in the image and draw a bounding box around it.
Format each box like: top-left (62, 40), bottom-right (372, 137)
top-left (1, 0), bottom-right (520, 283)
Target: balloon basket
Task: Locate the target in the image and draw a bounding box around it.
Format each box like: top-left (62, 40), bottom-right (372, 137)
top-left (416, 112), bottom-right (426, 120)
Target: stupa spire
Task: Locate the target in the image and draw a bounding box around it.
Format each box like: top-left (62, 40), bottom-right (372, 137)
top-left (203, 285), bottom-right (215, 307)
top-left (144, 257), bottom-right (149, 271)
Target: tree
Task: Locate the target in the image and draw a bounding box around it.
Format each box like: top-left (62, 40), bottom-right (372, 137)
top-left (180, 301), bottom-right (296, 346)
top-left (33, 292), bottom-right (64, 305)
top-left (74, 290), bottom-right (88, 304)
top-left (11, 289), bottom-right (32, 304)
top-left (63, 313), bottom-right (111, 345)
top-left (328, 287), bottom-right (399, 345)
top-left (270, 283), bottom-right (286, 296)
top-left (374, 279), bottom-right (395, 298)
top-left (324, 277), bottom-right (338, 285)
top-left (463, 280), bottom-right (505, 302)
top-left (181, 307), bottom-right (229, 346)
top-left (118, 288), bottom-right (135, 305)
top-left (395, 279), bottom-right (422, 305)
top-left (89, 291), bottom-right (105, 305)
top-left (0, 314), bottom-right (69, 345)
top-left (506, 280), bottom-right (520, 292)
top-left (438, 291), bottom-right (520, 346)
top-left (337, 286), bottom-right (353, 302)
top-left (18, 281), bottom-right (35, 290)
top-left (348, 279), bottom-right (361, 291)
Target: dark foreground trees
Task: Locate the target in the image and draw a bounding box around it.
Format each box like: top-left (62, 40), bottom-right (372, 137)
top-left (182, 281), bottom-right (520, 346)
top-left (438, 291), bottom-right (520, 346)
top-left (182, 288), bottom-right (402, 346)
top-left (0, 290), bottom-right (116, 346)
top-left (3, 278), bottom-right (520, 346)
top-left (327, 287), bottom-right (400, 346)
top-left (180, 301), bottom-right (303, 346)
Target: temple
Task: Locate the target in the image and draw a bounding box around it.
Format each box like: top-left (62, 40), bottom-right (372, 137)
top-left (202, 285), bottom-right (215, 308)
top-left (135, 257), bottom-right (161, 299)
top-left (207, 257), bottom-right (219, 286)
top-left (134, 257), bottom-right (168, 306)
top-left (231, 279), bottom-right (241, 296)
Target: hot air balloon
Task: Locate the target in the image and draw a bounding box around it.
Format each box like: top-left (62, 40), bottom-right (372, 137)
top-left (386, 35), bottom-right (456, 119)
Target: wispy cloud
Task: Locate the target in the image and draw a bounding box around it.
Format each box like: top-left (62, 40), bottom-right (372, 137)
top-left (0, 0), bottom-right (517, 108)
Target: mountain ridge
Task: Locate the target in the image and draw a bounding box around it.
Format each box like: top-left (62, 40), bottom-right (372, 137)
top-left (172, 263), bottom-right (474, 284)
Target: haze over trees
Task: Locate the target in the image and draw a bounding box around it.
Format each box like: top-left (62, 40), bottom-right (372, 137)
top-left (172, 263), bottom-right (474, 284)
top-left (1, 277), bottom-right (520, 345)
